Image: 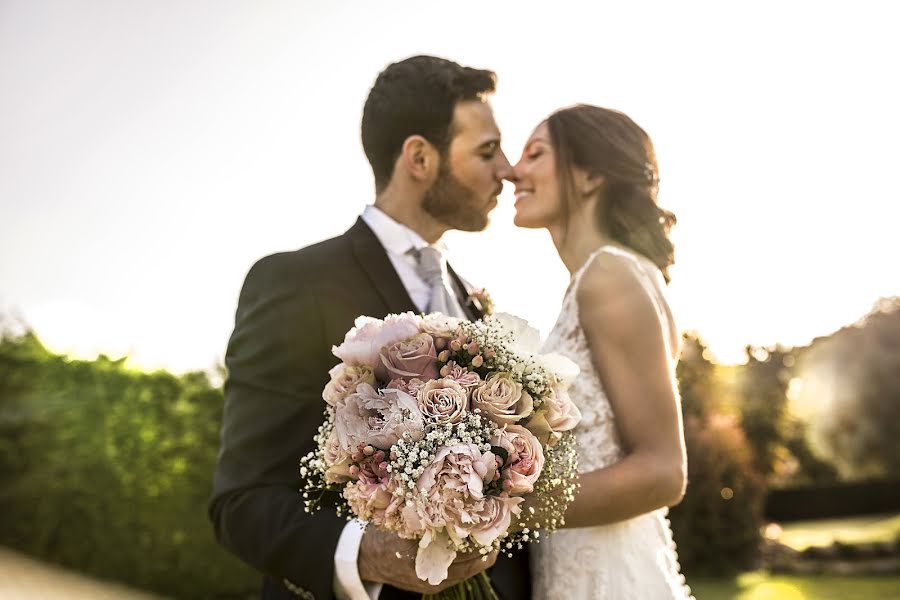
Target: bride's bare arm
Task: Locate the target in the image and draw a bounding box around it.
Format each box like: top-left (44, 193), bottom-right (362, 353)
top-left (563, 253), bottom-right (687, 529)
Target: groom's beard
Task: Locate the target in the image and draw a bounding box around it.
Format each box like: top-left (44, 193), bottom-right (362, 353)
top-left (422, 161), bottom-right (490, 232)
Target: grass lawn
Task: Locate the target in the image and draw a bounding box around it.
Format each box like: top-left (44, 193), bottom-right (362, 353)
top-left (689, 572), bottom-right (900, 599)
top-left (689, 513), bottom-right (900, 598)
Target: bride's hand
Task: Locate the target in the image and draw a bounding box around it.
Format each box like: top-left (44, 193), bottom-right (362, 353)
top-left (358, 527), bottom-right (498, 594)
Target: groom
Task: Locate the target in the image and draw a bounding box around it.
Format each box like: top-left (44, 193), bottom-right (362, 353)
top-left (209, 55), bottom-right (529, 599)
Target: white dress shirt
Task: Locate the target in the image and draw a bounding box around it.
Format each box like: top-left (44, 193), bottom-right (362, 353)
top-left (333, 205), bottom-right (456, 600)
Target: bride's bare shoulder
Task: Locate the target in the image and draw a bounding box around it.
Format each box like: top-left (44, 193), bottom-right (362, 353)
top-left (575, 251), bottom-right (659, 341)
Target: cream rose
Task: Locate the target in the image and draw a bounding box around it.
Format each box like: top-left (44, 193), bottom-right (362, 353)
top-left (525, 385), bottom-right (582, 448)
top-left (323, 364), bottom-right (376, 406)
top-left (421, 313), bottom-right (463, 339)
top-left (471, 372), bottom-right (534, 425)
top-left (323, 428), bottom-right (355, 484)
top-left (416, 379), bottom-right (469, 425)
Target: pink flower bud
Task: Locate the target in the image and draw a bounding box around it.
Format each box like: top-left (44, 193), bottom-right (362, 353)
top-left (374, 450), bottom-right (386, 463)
top-left (471, 355), bottom-right (484, 368)
top-left (467, 342), bottom-right (479, 355)
top-left (484, 348), bottom-right (495, 359)
top-left (349, 465), bottom-right (360, 477)
top-left (363, 445), bottom-right (375, 456)
top-left (351, 451), bottom-right (363, 462)
top-left (379, 461), bottom-right (389, 472)
top-left (450, 340), bottom-right (462, 352)
top-left (390, 451), bottom-right (398, 460)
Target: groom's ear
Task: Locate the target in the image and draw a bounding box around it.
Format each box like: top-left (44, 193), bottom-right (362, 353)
top-left (400, 135), bottom-right (440, 183)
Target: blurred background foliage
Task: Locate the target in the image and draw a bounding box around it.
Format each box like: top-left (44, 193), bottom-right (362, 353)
top-left (0, 329), bottom-right (258, 599)
top-left (0, 297), bottom-right (898, 597)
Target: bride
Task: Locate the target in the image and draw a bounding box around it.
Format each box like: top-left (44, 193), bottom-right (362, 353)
top-left (511, 104), bottom-right (694, 599)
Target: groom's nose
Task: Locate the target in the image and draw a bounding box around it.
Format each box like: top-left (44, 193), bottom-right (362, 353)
top-left (496, 150), bottom-right (514, 181)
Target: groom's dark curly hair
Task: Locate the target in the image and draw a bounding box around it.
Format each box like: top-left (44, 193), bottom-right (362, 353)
top-left (362, 55), bottom-right (496, 193)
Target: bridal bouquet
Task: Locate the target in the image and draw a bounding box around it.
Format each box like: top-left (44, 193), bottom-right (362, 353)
top-left (300, 311), bottom-right (582, 595)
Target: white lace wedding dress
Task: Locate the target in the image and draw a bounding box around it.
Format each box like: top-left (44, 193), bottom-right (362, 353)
top-left (531, 246), bottom-right (694, 600)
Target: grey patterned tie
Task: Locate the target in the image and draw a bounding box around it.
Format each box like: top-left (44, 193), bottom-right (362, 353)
top-left (414, 246), bottom-right (468, 318)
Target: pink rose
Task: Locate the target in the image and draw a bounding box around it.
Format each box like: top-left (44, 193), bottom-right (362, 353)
top-left (323, 364), bottom-right (376, 406)
top-left (443, 362), bottom-right (482, 390)
top-left (323, 428), bottom-right (355, 484)
top-left (385, 377), bottom-right (426, 397)
top-left (471, 372), bottom-right (534, 425)
top-left (491, 425), bottom-right (545, 495)
top-left (377, 333), bottom-right (439, 382)
top-left (416, 379), bottom-right (469, 425)
top-left (525, 385), bottom-right (582, 448)
top-left (334, 384), bottom-right (424, 451)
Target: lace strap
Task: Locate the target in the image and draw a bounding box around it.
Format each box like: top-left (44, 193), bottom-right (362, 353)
top-left (570, 245), bottom-right (673, 342)
top-left (572, 244), bottom-right (649, 288)
top-left (571, 245), bottom-right (612, 287)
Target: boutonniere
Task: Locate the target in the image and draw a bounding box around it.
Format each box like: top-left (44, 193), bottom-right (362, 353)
top-left (466, 288), bottom-right (494, 316)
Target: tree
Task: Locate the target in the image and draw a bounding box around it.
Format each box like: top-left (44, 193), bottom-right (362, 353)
top-left (797, 297), bottom-right (900, 480)
top-left (738, 345), bottom-right (795, 480)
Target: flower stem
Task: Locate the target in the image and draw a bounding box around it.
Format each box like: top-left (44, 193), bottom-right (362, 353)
top-left (422, 572), bottom-right (499, 600)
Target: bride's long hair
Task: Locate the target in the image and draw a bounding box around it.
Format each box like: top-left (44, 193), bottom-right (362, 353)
top-left (547, 104), bottom-right (676, 282)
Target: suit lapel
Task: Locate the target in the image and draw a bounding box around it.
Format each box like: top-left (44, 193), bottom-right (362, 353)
top-left (346, 218), bottom-right (419, 315)
top-left (447, 264), bottom-right (484, 321)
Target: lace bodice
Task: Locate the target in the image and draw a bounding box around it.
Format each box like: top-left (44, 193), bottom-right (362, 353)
top-left (541, 245), bottom-right (673, 472)
top-left (532, 245), bottom-right (693, 600)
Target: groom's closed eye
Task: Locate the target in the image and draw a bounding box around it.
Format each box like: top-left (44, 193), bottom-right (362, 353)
top-left (478, 140), bottom-right (500, 160)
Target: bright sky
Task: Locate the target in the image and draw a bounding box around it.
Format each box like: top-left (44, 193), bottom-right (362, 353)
top-left (1, 1), bottom-right (898, 373)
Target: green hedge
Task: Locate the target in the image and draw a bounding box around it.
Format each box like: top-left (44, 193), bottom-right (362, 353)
top-left (0, 332), bottom-right (259, 599)
top-left (0, 329), bottom-right (792, 594)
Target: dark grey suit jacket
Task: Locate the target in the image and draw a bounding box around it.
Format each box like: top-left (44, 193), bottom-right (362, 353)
top-left (209, 218), bottom-right (529, 600)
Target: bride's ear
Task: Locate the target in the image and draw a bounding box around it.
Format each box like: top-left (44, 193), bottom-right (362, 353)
top-left (575, 170), bottom-right (606, 199)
